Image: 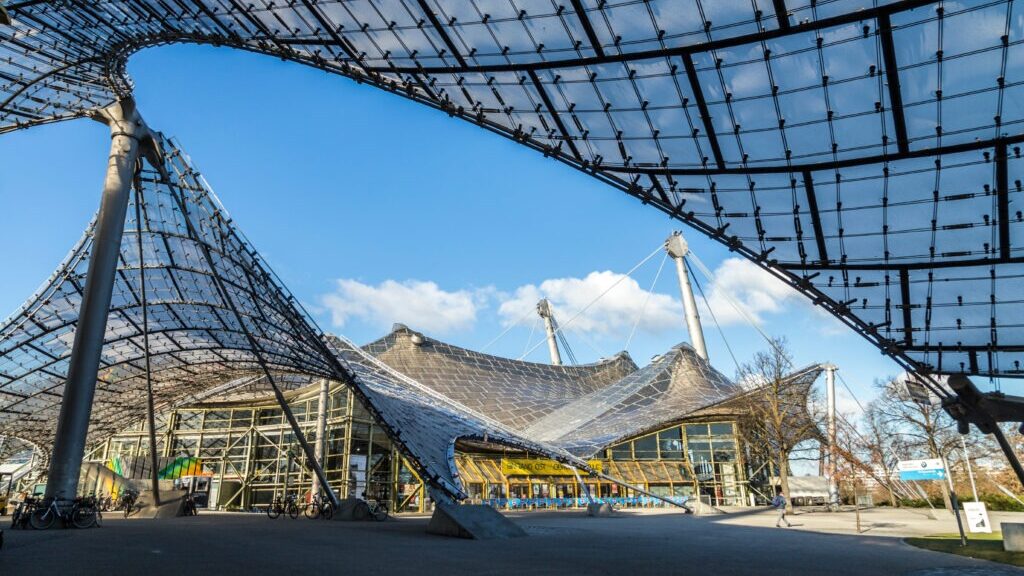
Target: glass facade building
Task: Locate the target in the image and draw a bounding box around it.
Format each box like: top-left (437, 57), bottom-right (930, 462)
top-left (84, 335), bottom-right (788, 512)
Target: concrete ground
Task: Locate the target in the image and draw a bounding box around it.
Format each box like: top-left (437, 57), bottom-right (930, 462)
top-left (0, 507), bottom-right (1021, 575)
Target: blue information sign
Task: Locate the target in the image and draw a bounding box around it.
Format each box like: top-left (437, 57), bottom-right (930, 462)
top-left (898, 468), bottom-right (947, 481)
top-left (897, 459), bottom-right (946, 482)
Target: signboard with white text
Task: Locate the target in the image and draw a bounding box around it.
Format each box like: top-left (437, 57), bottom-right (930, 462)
top-left (897, 459), bottom-right (946, 481)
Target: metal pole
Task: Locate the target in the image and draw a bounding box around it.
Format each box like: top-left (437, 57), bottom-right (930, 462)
top-left (311, 379), bottom-right (330, 499)
top-left (44, 100), bottom-right (146, 503)
top-left (960, 435), bottom-right (979, 502)
top-left (665, 232), bottom-right (708, 362)
top-left (942, 454), bottom-right (968, 546)
top-left (992, 425), bottom-right (1024, 489)
top-left (567, 465), bottom-right (594, 505)
top-left (825, 364), bottom-right (840, 511)
top-left (537, 299), bottom-right (562, 365)
top-left (134, 184), bottom-right (161, 507)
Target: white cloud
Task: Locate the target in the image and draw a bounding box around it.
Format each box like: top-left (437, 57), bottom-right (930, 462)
top-left (320, 279), bottom-right (487, 334)
top-left (701, 257), bottom-right (800, 326)
top-left (497, 270), bottom-right (683, 336)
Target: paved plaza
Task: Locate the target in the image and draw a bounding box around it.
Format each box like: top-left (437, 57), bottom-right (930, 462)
top-left (1, 507), bottom-right (1021, 575)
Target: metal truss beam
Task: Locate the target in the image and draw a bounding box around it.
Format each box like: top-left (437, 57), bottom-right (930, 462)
top-left (527, 69), bottom-right (581, 161)
top-left (415, 0), bottom-right (468, 68)
top-left (771, 0), bottom-right (790, 30)
top-left (606, 134), bottom-right (1024, 176)
top-left (569, 1), bottom-right (605, 58)
top-left (801, 170), bottom-right (828, 265)
top-left (899, 268), bottom-right (912, 347)
top-left (681, 54), bottom-right (724, 170)
top-left (997, 142), bottom-right (1011, 259)
top-left (877, 13), bottom-right (909, 155)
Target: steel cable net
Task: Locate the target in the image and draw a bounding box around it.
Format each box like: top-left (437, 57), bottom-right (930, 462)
top-left (0, 134), bottom-right (596, 500)
top-left (362, 325), bottom-right (638, 432)
top-left (329, 335), bottom-right (598, 498)
top-left (3, 1), bottom-right (1023, 387)
top-left (0, 136), bottom-right (337, 450)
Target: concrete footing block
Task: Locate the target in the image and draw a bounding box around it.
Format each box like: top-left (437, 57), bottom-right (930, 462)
top-left (135, 490), bottom-right (189, 519)
top-left (331, 498), bottom-right (371, 521)
top-left (426, 502), bottom-right (527, 539)
top-left (1003, 523), bottom-right (1024, 551)
top-left (586, 503), bottom-right (614, 517)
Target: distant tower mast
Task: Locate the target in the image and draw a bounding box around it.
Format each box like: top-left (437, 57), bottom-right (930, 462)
top-left (537, 299), bottom-right (563, 366)
top-left (665, 232), bottom-right (709, 362)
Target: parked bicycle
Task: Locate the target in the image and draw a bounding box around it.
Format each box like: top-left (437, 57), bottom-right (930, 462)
top-left (366, 499), bottom-right (388, 522)
top-left (266, 494), bottom-right (299, 520)
top-left (183, 494), bottom-right (198, 517)
top-left (303, 493), bottom-right (333, 520)
top-left (118, 490), bottom-right (138, 518)
top-left (9, 496), bottom-right (38, 529)
top-left (29, 496), bottom-right (100, 530)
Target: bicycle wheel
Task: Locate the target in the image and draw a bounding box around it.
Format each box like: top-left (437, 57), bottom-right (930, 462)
top-left (72, 506), bottom-right (97, 529)
top-left (29, 508), bottom-right (56, 530)
top-left (321, 505), bottom-right (333, 521)
top-left (10, 508), bottom-right (21, 529)
top-left (304, 503), bottom-right (318, 519)
top-left (287, 504), bottom-right (299, 519)
top-left (373, 508), bottom-right (388, 522)
top-left (267, 505), bottom-right (281, 520)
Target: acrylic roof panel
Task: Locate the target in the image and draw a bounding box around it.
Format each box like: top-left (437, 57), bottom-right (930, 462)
top-left (2, 1), bottom-right (1023, 388)
top-left (363, 326), bottom-right (637, 430)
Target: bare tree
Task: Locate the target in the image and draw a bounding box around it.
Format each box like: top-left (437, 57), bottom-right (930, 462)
top-left (853, 406), bottom-right (903, 506)
top-left (738, 338), bottom-right (822, 511)
top-left (864, 377), bottom-right (990, 512)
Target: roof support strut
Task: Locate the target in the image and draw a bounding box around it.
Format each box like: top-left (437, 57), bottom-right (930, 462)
top-left (166, 175), bottom-right (341, 511)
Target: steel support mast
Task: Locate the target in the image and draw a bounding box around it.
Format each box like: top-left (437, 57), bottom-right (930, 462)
top-left (665, 232), bottom-right (708, 362)
top-left (537, 299), bottom-right (562, 366)
top-left (311, 378), bottom-right (330, 499)
top-left (45, 99), bottom-right (160, 503)
top-left (824, 364), bottom-right (840, 511)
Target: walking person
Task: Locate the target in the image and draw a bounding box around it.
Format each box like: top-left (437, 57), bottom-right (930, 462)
top-left (771, 487), bottom-right (791, 528)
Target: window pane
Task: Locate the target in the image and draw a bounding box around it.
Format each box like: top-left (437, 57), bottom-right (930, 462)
top-left (658, 427), bottom-right (684, 460)
top-left (634, 434), bottom-right (658, 460)
top-left (686, 424), bottom-right (709, 438)
top-left (709, 423), bottom-right (734, 436)
top-left (611, 443), bottom-right (632, 460)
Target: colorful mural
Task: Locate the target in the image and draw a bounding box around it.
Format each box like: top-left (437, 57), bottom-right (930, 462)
top-left (104, 456), bottom-right (211, 480)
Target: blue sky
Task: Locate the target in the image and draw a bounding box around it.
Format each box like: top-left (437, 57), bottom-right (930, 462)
top-left (0, 44), bottom-right (906, 414)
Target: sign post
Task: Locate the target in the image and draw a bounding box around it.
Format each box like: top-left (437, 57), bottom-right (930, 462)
top-left (897, 458), bottom-right (967, 546)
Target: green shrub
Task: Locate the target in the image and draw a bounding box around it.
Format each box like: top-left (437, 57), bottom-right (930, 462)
top-left (978, 493), bottom-right (1024, 512)
top-left (898, 493), bottom-right (1024, 512)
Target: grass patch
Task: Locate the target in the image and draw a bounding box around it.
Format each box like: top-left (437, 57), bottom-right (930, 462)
top-left (905, 532), bottom-right (1024, 567)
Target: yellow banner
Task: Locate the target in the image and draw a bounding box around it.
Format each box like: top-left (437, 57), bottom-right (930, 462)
top-left (501, 458), bottom-right (603, 477)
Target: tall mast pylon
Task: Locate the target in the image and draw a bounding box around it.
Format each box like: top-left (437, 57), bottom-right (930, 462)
top-left (537, 299), bottom-right (562, 366)
top-left (665, 232), bottom-right (709, 362)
